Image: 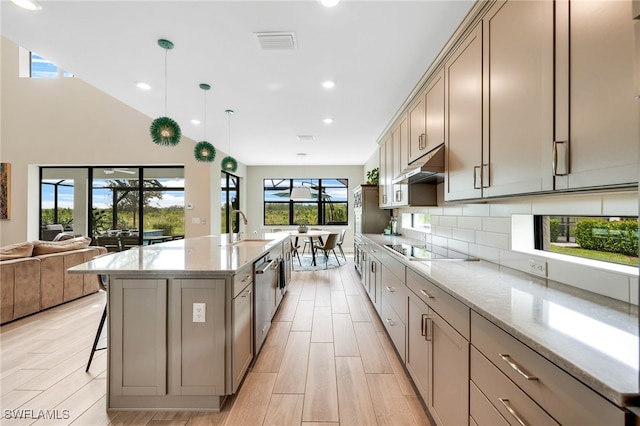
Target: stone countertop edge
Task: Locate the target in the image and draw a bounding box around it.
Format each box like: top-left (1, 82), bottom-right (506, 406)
top-left (362, 233), bottom-right (640, 409)
top-left (67, 233), bottom-right (289, 276)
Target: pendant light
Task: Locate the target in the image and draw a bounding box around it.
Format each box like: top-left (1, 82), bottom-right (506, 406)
top-left (221, 109), bottom-right (238, 173)
top-left (194, 83), bottom-right (216, 162)
top-left (150, 39), bottom-right (181, 146)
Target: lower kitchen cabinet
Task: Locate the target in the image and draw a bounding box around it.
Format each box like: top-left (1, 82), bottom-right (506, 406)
top-left (231, 281), bottom-right (253, 393)
top-left (366, 246), bottom-right (382, 315)
top-left (407, 292), bottom-right (430, 402)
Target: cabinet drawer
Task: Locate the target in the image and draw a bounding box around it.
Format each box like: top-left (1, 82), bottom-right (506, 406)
top-left (381, 298), bottom-right (406, 362)
top-left (370, 247), bottom-right (405, 281)
top-left (470, 381), bottom-right (509, 426)
top-left (233, 265), bottom-right (253, 298)
top-left (471, 347), bottom-right (559, 426)
top-left (381, 264), bottom-right (408, 322)
top-left (406, 268), bottom-right (469, 339)
top-left (471, 312), bottom-right (627, 425)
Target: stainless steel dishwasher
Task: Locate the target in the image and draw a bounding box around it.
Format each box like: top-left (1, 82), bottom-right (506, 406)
top-left (253, 254), bottom-right (278, 355)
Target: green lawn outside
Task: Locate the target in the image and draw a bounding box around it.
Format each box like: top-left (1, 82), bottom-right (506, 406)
top-left (550, 244), bottom-right (638, 267)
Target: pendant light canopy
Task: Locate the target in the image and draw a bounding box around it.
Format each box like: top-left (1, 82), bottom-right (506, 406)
top-left (194, 83), bottom-right (216, 162)
top-left (150, 38), bottom-right (181, 146)
top-left (221, 109), bottom-right (237, 173)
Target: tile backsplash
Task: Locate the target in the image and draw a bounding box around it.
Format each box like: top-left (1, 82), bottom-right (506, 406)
top-left (398, 186), bottom-right (639, 304)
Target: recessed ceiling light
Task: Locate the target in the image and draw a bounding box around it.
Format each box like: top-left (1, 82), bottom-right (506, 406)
top-left (191, 119), bottom-right (201, 125)
top-left (10, 0), bottom-right (41, 10)
top-left (136, 82), bottom-right (151, 90)
top-left (296, 153), bottom-right (307, 157)
top-left (321, 80), bottom-right (335, 89)
top-left (296, 135), bottom-right (315, 141)
top-left (319, 0), bottom-right (340, 7)
top-left (323, 118), bottom-right (334, 124)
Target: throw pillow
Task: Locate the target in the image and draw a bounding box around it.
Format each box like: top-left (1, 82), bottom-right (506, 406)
top-left (32, 236), bottom-right (92, 256)
top-left (0, 242), bottom-right (35, 261)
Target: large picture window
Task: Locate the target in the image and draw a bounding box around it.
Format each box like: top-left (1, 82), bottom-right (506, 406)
top-left (263, 178), bottom-right (348, 226)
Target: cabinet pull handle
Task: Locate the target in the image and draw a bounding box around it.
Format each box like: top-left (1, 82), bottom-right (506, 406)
top-left (385, 318), bottom-right (395, 326)
top-left (482, 163), bottom-right (490, 188)
top-left (419, 289), bottom-right (433, 298)
top-left (421, 314), bottom-right (430, 338)
top-left (371, 262), bottom-right (376, 273)
top-left (425, 317), bottom-right (432, 341)
top-left (473, 166), bottom-right (481, 189)
top-left (499, 354), bottom-right (538, 381)
top-left (385, 286), bottom-right (395, 292)
top-left (382, 194), bottom-right (387, 204)
top-left (241, 290), bottom-right (252, 298)
top-left (552, 140), bottom-right (570, 176)
top-left (419, 133), bottom-right (427, 150)
top-left (498, 398), bottom-right (527, 426)
top-left (241, 275), bottom-right (251, 283)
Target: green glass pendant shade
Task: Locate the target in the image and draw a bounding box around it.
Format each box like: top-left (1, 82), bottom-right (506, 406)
top-left (221, 156), bottom-right (237, 173)
top-left (194, 141), bottom-right (216, 162)
top-left (150, 116), bottom-right (181, 146)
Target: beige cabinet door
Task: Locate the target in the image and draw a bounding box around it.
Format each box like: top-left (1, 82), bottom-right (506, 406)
top-left (110, 278), bottom-right (167, 397)
top-left (406, 292), bottom-right (430, 404)
top-left (378, 137), bottom-right (392, 207)
top-left (445, 23), bottom-right (484, 201)
top-left (424, 69), bottom-right (445, 155)
top-left (555, 0), bottom-right (639, 190)
top-left (482, 0), bottom-right (555, 197)
top-left (392, 117), bottom-right (409, 207)
top-left (232, 283), bottom-right (253, 393)
top-left (428, 308), bottom-right (469, 426)
top-left (408, 92), bottom-right (425, 164)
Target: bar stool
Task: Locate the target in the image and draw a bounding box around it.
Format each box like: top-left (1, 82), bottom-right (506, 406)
top-left (86, 273), bottom-right (107, 372)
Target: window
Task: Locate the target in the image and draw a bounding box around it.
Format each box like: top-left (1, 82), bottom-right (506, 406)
top-left (534, 215), bottom-right (638, 267)
top-left (19, 47), bottom-right (74, 78)
top-left (40, 166), bottom-right (184, 242)
top-left (221, 172), bottom-right (240, 234)
top-left (263, 178), bottom-right (348, 226)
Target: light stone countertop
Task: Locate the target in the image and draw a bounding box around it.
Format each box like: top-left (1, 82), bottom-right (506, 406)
top-left (363, 233), bottom-right (639, 408)
top-left (68, 233), bottom-right (288, 277)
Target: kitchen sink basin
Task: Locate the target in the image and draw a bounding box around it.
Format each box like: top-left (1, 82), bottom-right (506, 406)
top-left (221, 239), bottom-right (274, 247)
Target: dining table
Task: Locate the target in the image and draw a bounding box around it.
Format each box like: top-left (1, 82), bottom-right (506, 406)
top-left (288, 230), bottom-right (331, 266)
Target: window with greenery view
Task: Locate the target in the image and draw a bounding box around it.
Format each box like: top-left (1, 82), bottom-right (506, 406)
top-left (264, 178), bottom-right (348, 226)
top-left (535, 216), bottom-right (638, 267)
top-left (221, 172), bottom-right (240, 234)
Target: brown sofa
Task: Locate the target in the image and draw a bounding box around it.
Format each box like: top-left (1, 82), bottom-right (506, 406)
top-left (0, 238), bottom-right (107, 324)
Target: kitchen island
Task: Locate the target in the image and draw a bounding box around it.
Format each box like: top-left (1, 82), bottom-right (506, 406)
top-left (68, 233), bottom-right (289, 411)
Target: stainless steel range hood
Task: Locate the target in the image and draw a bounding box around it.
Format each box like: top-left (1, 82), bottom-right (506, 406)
top-left (393, 143), bottom-right (445, 184)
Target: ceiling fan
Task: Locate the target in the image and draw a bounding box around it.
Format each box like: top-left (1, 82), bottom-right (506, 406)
top-left (103, 168), bottom-right (136, 175)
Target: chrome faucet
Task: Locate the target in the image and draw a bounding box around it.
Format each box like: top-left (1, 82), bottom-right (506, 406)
top-left (232, 209), bottom-right (248, 240)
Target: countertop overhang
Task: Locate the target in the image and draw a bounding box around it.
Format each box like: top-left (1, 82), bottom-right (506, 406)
top-left (68, 233), bottom-right (288, 277)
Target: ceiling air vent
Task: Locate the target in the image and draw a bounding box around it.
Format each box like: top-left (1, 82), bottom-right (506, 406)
top-left (296, 135), bottom-right (314, 141)
top-left (255, 32), bottom-right (296, 50)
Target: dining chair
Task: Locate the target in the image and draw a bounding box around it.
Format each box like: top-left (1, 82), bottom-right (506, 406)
top-left (302, 227), bottom-right (322, 256)
top-left (313, 232), bottom-right (341, 268)
top-left (120, 235), bottom-right (140, 250)
top-left (336, 229), bottom-right (347, 260)
top-left (291, 239), bottom-right (302, 267)
top-left (96, 235), bottom-right (121, 252)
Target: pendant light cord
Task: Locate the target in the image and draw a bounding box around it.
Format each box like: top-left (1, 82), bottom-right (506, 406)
top-left (203, 89), bottom-right (207, 140)
top-left (164, 48), bottom-right (168, 116)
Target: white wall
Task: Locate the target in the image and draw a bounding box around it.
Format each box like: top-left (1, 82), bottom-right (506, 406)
top-left (245, 165), bottom-right (365, 251)
top-left (0, 37), bottom-right (243, 245)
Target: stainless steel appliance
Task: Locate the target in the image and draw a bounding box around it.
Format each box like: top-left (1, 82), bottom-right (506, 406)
top-left (383, 243), bottom-right (478, 261)
top-left (353, 185), bottom-right (390, 276)
top-left (253, 254), bottom-right (278, 355)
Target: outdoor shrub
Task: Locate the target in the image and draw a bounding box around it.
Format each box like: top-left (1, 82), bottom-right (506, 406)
top-left (575, 219), bottom-right (638, 256)
top-left (549, 218), bottom-right (559, 243)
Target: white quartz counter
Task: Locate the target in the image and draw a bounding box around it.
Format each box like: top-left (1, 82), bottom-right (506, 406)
top-left (363, 233), bottom-right (639, 408)
top-left (68, 233), bottom-right (288, 277)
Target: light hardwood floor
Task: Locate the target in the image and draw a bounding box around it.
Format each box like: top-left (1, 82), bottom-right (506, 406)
top-left (0, 257), bottom-right (432, 425)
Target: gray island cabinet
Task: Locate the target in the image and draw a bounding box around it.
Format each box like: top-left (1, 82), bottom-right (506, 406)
top-left (68, 233), bottom-right (288, 411)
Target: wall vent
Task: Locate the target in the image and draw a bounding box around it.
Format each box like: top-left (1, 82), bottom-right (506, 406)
top-left (255, 32), bottom-right (296, 50)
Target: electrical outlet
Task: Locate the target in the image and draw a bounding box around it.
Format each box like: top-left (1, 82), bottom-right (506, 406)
top-left (528, 259), bottom-right (547, 277)
top-left (193, 303), bottom-right (206, 323)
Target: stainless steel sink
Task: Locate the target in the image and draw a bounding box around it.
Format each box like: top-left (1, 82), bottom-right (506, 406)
top-left (221, 239), bottom-right (274, 247)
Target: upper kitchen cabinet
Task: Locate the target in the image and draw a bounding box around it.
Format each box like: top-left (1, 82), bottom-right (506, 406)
top-left (392, 116), bottom-right (409, 207)
top-left (554, 0), bottom-right (639, 190)
top-left (379, 135), bottom-right (393, 208)
top-left (445, 0), bottom-right (554, 202)
top-left (408, 69), bottom-right (445, 166)
top-left (445, 23), bottom-right (484, 201)
top-left (481, 0), bottom-right (554, 198)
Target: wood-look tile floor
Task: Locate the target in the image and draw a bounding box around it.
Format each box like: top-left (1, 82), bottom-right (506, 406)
top-left (0, 256), bottom-right (432, 425)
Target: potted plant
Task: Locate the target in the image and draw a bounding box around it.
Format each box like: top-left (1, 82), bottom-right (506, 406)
top-left (297, 219), bottom-right (309, 233)
top-left (366, 167), bottom-right (379, 185)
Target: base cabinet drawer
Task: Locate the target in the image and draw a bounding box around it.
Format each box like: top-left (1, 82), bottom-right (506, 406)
top-left (471, 347), bottom-right (559, 426)
top-left (381, 298), bottom-right (406, 362)
top-left (471, 311), bottom-right (628, 425)
top-left (470, 381), bottom-right (509, 426)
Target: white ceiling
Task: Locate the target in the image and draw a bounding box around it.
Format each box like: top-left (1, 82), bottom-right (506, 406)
top-left (1, 0), bottom-right (473, 166)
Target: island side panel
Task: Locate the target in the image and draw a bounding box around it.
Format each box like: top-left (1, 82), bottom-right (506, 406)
top-left (110, 278), bottom-right (167, 397)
